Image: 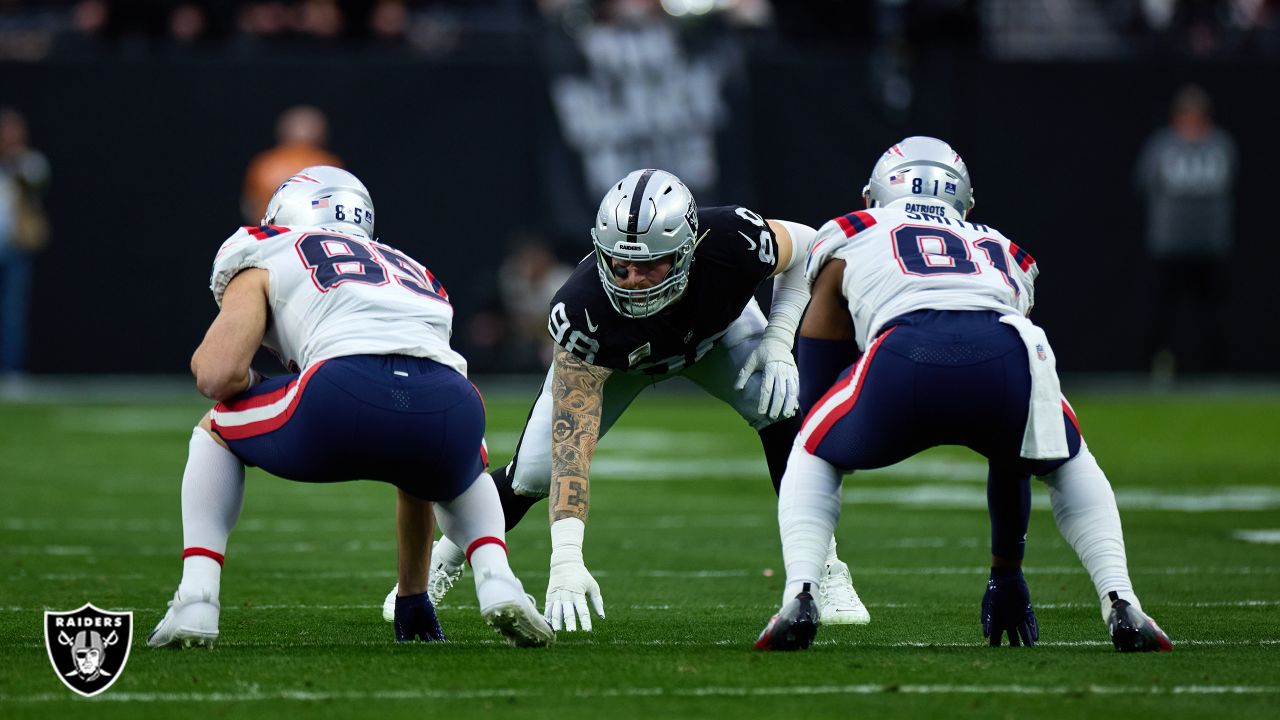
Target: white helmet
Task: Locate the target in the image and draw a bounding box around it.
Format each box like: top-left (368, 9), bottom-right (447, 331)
top-left (262, 165), bottom-right (375, 238)
top-left (590, 169), bottom-right (698, 318)
top-left (862, 136), bottom-right (975, 220)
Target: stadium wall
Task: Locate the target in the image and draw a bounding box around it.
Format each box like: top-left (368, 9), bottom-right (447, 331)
top-left (1, 51), bottom-right (1273, 375)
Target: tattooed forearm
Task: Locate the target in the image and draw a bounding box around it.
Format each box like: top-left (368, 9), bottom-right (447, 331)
top-left (550, 350), bottom-right (612, 523)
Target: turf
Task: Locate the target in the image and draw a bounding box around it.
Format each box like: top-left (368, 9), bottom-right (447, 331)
top-left (1, 382), bottom-right (1278, 719)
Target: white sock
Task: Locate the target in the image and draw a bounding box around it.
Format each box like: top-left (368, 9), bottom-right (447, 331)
top-left (825, 536), bottom-right (840, 569)
top-left (435, 473), bottom-right (510, 576)
top-left (179, 427), bottom-right (245, 594)
top-left (431, 532), bottom-right (466, 570)
top-left (778, 446), bottom-right (843, 605)
top-left (1042, 444), bottom-right (1140, 622)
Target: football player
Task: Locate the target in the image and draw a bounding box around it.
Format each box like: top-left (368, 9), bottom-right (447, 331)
top-left (387, 169), bottom-right (870, 631)
top-left (754, 137), bottom-right (1173, 653)
top-left (148, 166), bottom-right (552, 649)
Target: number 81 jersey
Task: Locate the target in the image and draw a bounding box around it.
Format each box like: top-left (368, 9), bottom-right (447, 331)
top-left (806, 207), bottom-right (1039, 351)
top-left (210, 224), bottom-right (467, 375)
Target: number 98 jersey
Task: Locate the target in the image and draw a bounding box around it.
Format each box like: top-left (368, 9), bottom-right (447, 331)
top-left (806, 208), bottom-right (1039, 351)
top-left (210, 224), bottom-right (467, 375)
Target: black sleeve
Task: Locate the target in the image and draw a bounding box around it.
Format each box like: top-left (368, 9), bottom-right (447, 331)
top-left (695, 205), bottom-right (780, 286)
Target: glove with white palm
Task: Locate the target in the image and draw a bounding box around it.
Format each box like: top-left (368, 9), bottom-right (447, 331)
top-left (544, 518), bottom-right (605, 632)
top-left (735, 337), bottom-right (800, 420)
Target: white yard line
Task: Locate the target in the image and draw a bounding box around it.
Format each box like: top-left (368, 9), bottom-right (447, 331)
top-left (3, 683), bottom-right (1279, 703)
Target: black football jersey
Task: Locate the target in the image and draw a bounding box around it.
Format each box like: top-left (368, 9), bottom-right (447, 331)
top-left (547, 205), bottom-right (779, 374)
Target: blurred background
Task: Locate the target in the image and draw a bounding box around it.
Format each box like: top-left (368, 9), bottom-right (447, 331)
top-left (0, 0), bottom-right (1276, 382)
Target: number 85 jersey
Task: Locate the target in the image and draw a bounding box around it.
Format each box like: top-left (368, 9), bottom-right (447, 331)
top-left (806, 208), bottom-right (1039, 351)
top-left (210, 224), bottom-right (467, 375)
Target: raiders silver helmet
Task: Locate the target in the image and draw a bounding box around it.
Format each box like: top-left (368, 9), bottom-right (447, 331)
top-left (862, 137), bottom-right (975, 220)
top-left (262, 165), bottom-right (375, 238)
top-left (590, 169), bottom-right (699, 318)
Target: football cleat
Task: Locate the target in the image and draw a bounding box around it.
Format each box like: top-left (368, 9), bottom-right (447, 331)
top-left (981, 568), bottom-right (1039, 647)
top-left (428, 539), bottom-right (465, 606)
top-left (755, 584), bottom-right (820, 651)
top-left (818, 560), bottom-right (871, 625)
top-left (382, 583), bottom-right (398, 622)
top-left (394, 591), bottom-right (446, 643)
top-left (476, 568), bottom-right (555, 648)
top-left (1107, 592), bottom-right (1173, 653)
top-left (147, 585), bottom-right (220, 649)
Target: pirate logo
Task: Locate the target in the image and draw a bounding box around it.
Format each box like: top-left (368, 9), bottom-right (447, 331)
top-left (44, 603), bottom-right (133, 697)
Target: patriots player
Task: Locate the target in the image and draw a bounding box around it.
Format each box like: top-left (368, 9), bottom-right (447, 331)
top-left (754, 138), bottom-right (1173, 653)
top-left (386, 169), bottom-right (870, 631)
top-left (148, 166), bottom-right (553, 649)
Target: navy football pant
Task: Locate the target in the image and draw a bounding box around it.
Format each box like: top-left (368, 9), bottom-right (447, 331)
top-left (798, 310), bottom-right (1082, 478)
top-left (209, 354), bottom-right (486, 501)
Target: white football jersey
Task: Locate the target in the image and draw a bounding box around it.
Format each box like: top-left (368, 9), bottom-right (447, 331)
top-left (210, 223), bottom-right (467, 375)
top-left (805, 207), bottom-right (1038, 350)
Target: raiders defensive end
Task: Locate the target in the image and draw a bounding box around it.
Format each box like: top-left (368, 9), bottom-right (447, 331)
top-left (384, 169), bottom-right (870, 631)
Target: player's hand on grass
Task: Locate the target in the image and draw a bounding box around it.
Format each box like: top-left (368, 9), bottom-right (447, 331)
top-left (546, 518), bottom-right (605, 632)
top-left (735, 337), bottom-right (800, 420)
top-left (545, 557), bottom-right (605, 632)
top-left (982, 568), bottom-right (1039, 647)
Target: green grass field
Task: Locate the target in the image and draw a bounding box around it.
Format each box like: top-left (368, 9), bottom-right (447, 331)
top-left (2, 381), bottom-right (1279, 719)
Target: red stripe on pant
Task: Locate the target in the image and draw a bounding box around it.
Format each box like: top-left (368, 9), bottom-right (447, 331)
top-left (1061, 398), bottom-right (1083, 437)
top-left (802, 328), bottom-right (896, 454)
top-left (211, 361), bottom-right (327, 441)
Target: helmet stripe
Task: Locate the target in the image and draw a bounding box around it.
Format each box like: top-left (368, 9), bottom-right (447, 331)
top-left (626, 169), bottom-right (656, 234)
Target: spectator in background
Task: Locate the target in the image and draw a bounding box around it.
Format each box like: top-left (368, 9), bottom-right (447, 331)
top-left (1135, 84), bottom-right (1237, 379)
top-left (0, 108), bottom-right (51, 377)
top-left (241, 105), bottom-right (341, 223)
top-left (498, 236), bottom-right (572, 366)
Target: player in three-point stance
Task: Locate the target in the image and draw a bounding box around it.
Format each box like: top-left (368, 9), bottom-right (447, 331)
top-left (148, 166), bottom-right (552, 649)
top-left (387, 168), bottom-right (870, 631)
top-left (755, 137), bottom-right (1173, 653)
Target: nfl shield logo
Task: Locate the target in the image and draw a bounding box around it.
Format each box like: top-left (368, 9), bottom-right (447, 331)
top-left (1035, 343), bottom-right (1047, 361)
top-left (44, 604), bottom-right (133, 697)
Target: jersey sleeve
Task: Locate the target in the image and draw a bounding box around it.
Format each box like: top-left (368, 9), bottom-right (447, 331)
top-left (210, 226), bottom-right (281, 307)
top-left (804, 210), bottom-right (879, 288)
top-left (695, 205), bottom-right (780, 286)
top-left (546, 265), bottom-right (610, 367)
top-left (1003, 236), bottom-right (1039, 315)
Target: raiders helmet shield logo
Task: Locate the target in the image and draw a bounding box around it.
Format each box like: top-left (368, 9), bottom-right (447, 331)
top-left (44, 603), bottom-right (133, 697)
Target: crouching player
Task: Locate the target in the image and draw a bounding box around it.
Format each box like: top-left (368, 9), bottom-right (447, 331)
top-left (148, 166), bottom-right (552, 649)
top-left (755, 138), bottom-right (1173, 653)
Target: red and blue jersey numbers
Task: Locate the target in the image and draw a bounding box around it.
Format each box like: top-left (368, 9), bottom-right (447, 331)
top-left (891, 224), bottom-right (1024, 296)
top-left (294, 233), bottom-right (448, 303)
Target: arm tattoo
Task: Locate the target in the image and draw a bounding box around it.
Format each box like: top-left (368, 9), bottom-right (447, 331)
top-left (549, 349), bottom-right (612, 523)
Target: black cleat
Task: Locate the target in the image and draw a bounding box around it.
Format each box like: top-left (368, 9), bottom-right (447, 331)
top-left (395, 591), bottom-right (447, 643)
top-left (1107, 592), bottom-right (1172, 653)
top-left (755, 583), bottom-right (820, 651)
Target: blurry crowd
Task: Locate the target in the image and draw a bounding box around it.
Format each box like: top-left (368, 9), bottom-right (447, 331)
top-left (0, 1), bottom-right (1276, 60)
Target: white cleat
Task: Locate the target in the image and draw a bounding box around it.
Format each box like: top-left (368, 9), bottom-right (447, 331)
top-left (382, 583), bottom-right (398, 623)
top-left (477, 569), bottom-right (555, 648)
top-left (428, 539), bottom-right (465, 606)
top-left (148, 586), bottom-right (220, 648)
top-left (818, 560), bottom-right (871, 625)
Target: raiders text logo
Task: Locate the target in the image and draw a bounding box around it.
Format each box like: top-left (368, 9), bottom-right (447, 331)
top-left (44, 603), bottom-right (133, 697)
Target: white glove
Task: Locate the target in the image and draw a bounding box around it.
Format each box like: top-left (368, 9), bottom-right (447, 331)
top-left (734, 337), bottom-right (800, 420)
top-left (544, 518), bottom-right (605, 632)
